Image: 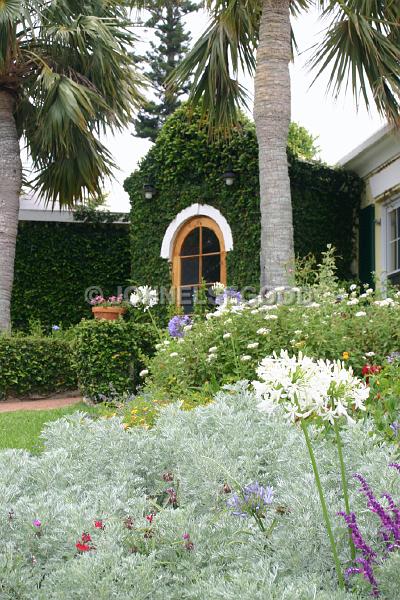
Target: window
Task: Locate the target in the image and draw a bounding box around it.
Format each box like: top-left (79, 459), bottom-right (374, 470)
top-left (172, 217), bottom-right (226, 313)
top-left (387, 203), bottom-right (400, 275)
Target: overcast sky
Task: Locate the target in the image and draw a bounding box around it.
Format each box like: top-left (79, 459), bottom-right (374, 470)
top-left (103, 5), bottom-right (384, 212)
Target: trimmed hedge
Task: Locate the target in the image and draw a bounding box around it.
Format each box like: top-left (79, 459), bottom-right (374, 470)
top-left (125, 106), bottom-right (363, 290)
top-left (72, 319), bottom-right (157, 401)
top-left (12, 220), bottom-right (130, 331)
top-left (0, 335), bottom-right (77, 399)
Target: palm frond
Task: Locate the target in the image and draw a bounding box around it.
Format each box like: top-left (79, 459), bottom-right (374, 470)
top-left (311, 0), bottom-right (400, 123)
top-left (5, 0), bottom-right (146, 205)
top-left (23, 70), bottom-right (115, 206)
top-left (170, 0), bottom-right (260, 134)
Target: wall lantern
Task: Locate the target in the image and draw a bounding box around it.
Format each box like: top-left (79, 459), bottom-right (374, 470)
top-left (222, 167), bottom-right (235, 187)
top-left (143, 183), bottom-right (156, 199)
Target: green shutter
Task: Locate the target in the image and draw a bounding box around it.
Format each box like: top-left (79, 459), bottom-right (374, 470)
top-left (359, 205), bottom-right (375, 286)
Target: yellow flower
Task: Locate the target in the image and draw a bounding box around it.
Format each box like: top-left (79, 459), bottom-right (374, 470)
top-left (342, 351), bottom-right (350, 361)
top-left (123, 423), bottom-right (130, 430)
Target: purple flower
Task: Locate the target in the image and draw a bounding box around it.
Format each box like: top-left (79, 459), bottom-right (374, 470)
top-left (346, 558), bottom-right (380, 597)
top-left (342, 467), bottom-right (400, 596)
top-left (52, 325), bottom-right (60, 331)
top-left (182, 532), bottom-right (190, 541)
top-left (339, 512), bottom-right (376, 561)
top-left (215, 288), bottom-right (242, 306)
top-left (33, 519), bottom-right (41, 528)
top-left (386, 351), bottom-right (400, 364)
top-left (227, 482), bottom-right (273, 518)
top-left (390, 422), bottom-right (400, 437)
top-left (168, 315), bottom-right (192, 338)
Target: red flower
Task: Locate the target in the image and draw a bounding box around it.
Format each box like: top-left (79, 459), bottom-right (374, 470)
top-left (75, 542), bottom-right (91, 553)
top-left (145, 514), bottom-right (154, 524)
top-left (81, 532), bottom-right (92, 543)
top-left (94, 520), bottom-right (104, 530)
top-left (362, 364), bottom-right (381, 376)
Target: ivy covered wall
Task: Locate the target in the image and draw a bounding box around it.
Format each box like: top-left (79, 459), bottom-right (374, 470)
top-left (124, 106), bottom-right (363, 291)
top-left (12, 220), bottom-right (130, 330)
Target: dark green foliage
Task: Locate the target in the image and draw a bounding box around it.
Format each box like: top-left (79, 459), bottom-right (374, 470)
top-left (134, 1), bottom-right (198, 141)
top-left (72, 319), bottom-right (157, 401)
top-left (12, 221), bottom-right (130, 330)
top-left (125, 106), bottom-right (363, 289)
top-left (0, 335), bottom-right (76, 399)
top-left (287, 122), bottom-right (320, 160)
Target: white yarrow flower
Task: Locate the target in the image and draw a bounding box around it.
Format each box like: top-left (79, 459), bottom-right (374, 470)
top-left (223, 333), bottom-right (232, 339)
top-left (247, 342), bottom-right (259, 349)
top-left (208, 346), bottom-right (218, 353)
top-left (347, 298), bottom-right (359, 306)
top-left (355, 311), bottom-right (366, 317)
top-left (139, 369), bottom-right (149, 378)
top-left (169, 352), bottom-right (178, 358)
top-left (257, 328), bottom-right (270, 335)
top-left (241, 355), bottom-right (252, 362)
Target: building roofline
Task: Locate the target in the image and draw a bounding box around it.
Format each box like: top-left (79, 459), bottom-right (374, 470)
top-left (18, 208), bottom-right (129, 224)
top-left (337, 123), bottom-right (393, 167)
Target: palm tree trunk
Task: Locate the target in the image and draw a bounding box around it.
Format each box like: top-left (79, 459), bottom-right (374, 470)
top-left (254, 0), bottom-right (294, 290)
top-left (0, 90), bottom-right (22, 332)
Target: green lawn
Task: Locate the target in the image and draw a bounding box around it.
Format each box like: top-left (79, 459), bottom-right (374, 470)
top-left (0, 403), bottom-right (107, 454)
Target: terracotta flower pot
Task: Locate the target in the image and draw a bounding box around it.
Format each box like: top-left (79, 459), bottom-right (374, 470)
top-left (92, 306), bottom-right (127, 321)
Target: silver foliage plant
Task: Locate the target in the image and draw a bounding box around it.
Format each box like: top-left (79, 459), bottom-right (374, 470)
top-left (0, 385), bottom-right (399, 599)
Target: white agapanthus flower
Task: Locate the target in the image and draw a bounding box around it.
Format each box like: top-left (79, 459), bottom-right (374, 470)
top-left (130, 286), bottom-right (158, 311)
top-left (253, 350), bottom-right (369, 424)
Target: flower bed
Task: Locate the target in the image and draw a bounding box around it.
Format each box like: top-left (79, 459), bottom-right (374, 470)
top-left (0, 385), bottom-right (399, 598)
top-left (145, 281), bottom-right (400, 405)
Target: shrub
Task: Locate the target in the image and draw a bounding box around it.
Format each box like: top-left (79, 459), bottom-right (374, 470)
top-left (71, 319), bottom-right (157, 401)
top-left (0, 386), bottom-right (398, 598)
top-left (0, 334), bottom-right (76, 399)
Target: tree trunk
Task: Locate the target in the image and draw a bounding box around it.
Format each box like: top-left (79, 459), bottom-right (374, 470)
top-left (254, 0), bottom-right (294, 290)
top-left (0, 90), bottom-right (22, 332)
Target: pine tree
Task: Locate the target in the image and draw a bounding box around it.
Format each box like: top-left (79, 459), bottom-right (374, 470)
top-left (135, 1), bottom-right (198, 142)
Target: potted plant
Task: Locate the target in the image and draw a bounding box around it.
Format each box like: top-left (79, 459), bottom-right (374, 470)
top-left (91, 295), bottom-right (127, 321)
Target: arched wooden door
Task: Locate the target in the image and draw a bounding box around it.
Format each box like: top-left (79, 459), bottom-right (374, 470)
top-left (172, 217), bottom-right (227, 313)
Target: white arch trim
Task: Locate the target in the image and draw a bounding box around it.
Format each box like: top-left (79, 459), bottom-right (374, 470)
top-left (160, 203), bottom-right (233, 260)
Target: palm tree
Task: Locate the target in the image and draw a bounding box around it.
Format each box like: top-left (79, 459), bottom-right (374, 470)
top-left (0, 0), bottom-right (144, 331)
top-left (172, 0), bottom-right (400, 289)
